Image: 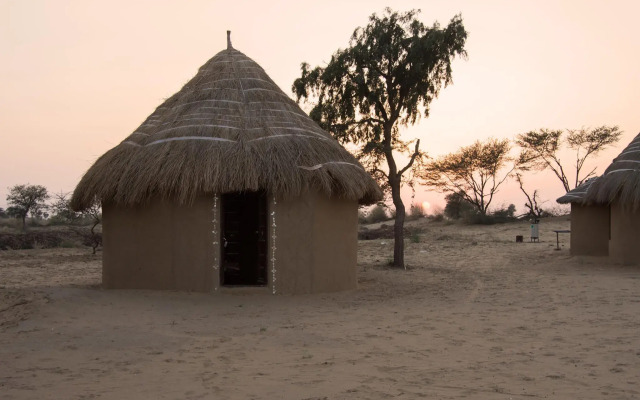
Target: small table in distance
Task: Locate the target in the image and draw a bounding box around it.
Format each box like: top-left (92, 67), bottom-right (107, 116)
top-left (552, 230), bottom-right (571, 250)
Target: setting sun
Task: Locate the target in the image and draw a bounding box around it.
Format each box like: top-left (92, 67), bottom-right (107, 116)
top-left (422, 201), bottom-right (431, 211)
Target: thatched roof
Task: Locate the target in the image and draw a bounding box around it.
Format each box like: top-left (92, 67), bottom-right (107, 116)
top-left (585, 132), bottom-right (640, 208)
top-left (556, 177), bottom-right (598, 204)
top-left (71, 35), bottom-right (382, 211)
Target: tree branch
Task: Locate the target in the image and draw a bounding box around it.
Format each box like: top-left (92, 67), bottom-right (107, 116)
top-left (398, 139), bottom-right (421, 177)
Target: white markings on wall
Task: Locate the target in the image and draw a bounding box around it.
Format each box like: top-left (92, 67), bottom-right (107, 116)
top-left (212, 194), bottom-right (220, 292)
top-left (271, 195), bottom-right (277, 295)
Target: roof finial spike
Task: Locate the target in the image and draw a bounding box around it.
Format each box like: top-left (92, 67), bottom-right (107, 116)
top-left (227, 30), bottom-right (232, 49)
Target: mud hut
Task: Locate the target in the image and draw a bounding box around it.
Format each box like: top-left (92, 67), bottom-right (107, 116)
top-left (556, 178), bottom-right (609, 256)
top-left (71, 33), bottom-right (382, 294)
top-left (585, 132), bottom-right (640, 264)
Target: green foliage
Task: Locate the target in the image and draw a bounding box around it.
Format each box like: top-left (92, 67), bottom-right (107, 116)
top-left (425, 138), bottom-right (515, 215)
top-left (409, 232), bottom-right (421, 243)
top-left (293, 9), bottom-right (467, 144)
top-left (6, 184), bottom-right (50, 230)
top-left (516, 125), bottom-right (622, 192)
top-left (293, 8), bottom-right (467, 267)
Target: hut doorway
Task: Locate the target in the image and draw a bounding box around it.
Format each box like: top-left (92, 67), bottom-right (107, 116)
top-left (221, 191), bottom-right (268, 286)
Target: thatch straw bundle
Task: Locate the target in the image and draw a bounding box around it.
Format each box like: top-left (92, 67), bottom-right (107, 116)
top-left (585, 132), bottom-right (640, 208)
top-left (556, 177), bottom-right (598, 204)
top-left (71, 36), bottom-right (382, 211)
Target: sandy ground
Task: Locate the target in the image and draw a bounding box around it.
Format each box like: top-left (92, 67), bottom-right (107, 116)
top-left (1, 217), bottom-right (639, 399)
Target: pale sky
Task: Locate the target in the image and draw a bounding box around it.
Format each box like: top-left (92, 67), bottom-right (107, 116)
top-left (2, 0), bottom-right (639, 213)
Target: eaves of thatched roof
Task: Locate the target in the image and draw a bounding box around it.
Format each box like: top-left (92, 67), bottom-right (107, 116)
top-left (71, 36), bottom-right (382, 210)
top-left (584, 132), bottom-right (640, 208)
top-left (556, 177), bottom-right (599, 204)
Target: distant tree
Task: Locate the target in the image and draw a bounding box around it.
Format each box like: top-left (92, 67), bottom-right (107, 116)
top-left (5, 206), bottom-right (21, 219)
top-left (293, 8), bottom-right (468, 268)
top-left (443, 191), bottom-right (475, 220)
top-left (6, 184), bottom-right (49, 230)
top-left (516, 125), bottom-right (622, 192)
top-left (424, 138), bottom-right (515, 215)
top-left (0, 207), bottom-right (6, 218)
top-left (50, 192), bottom-right (82, 224)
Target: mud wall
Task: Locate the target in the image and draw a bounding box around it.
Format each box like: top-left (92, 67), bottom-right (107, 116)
top-left (609, 203), bottom-right (640, 264)
top-left (570, 203), bottom-right (609, 256)
top-left (102, 196), bottom-right (216, 291)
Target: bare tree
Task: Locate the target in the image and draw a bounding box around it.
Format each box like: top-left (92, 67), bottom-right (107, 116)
top-left (515, 173), bottom-right (545, 218)
top-left (83, 200), bottom-right (102, 254)
top-left (50, 192), bottom-right (82, 224)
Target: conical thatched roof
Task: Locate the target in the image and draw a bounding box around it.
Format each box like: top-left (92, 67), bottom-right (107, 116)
top-left (71, 36), bottom-right (382, 210)
top-left (556, 177), bottom-right (598, 204)
top-left (585, 132), bottom-right (640, 208)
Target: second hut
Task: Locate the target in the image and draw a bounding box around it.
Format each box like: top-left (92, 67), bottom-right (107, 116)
top-left (556, 177), bottom-right (609, 256)
top-left (585, 132), bottom-right (640, 264)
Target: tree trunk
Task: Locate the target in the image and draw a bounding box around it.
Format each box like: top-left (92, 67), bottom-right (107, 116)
top-left (382, 121), bottom-right (405, 269)
top-left (91, 220), bottom-right (100, 255)
top-left (390, 174), bottom-right (406, 268)
top-left (21, 215), bottom-right (26, 231)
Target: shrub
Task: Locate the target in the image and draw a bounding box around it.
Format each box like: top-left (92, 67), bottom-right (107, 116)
top-left (428, 212), bottom-right (444, 222)
top-left (366, 204), bottom-right (389, 224)
top-left (491, 204), bottom-right (517, 223)
top-left (358, 209), bottom-right (368, 224)
top-left (409, 232), bottom-right (421, 243)
top-left (444, 191), bottom-right (476, 220)
top-left (408, 202), bottom-right (425, 220)
top-left (464, 213), bottom-right (497, 225)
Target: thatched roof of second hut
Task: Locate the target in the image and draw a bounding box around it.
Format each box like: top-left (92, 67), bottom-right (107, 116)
top-left (556, 177), bottom-right (599, 204)
top-left (585, 132), bottom-right (640, 208)
top-left (71, 41), bottom-right (382, 210)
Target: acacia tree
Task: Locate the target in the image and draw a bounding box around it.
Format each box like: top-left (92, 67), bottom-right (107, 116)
top-left (293, 8), bottom-right (467, 268)
top-left (6, 184), bottom-right (49, 230)
top-left (423, 138), bottom-right (514, 215)
top-left (516, 126), bottom-right (622, 192)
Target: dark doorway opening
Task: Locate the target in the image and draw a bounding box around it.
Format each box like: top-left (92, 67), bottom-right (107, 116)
top-left (221, 191), bottom-right (268, 286)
